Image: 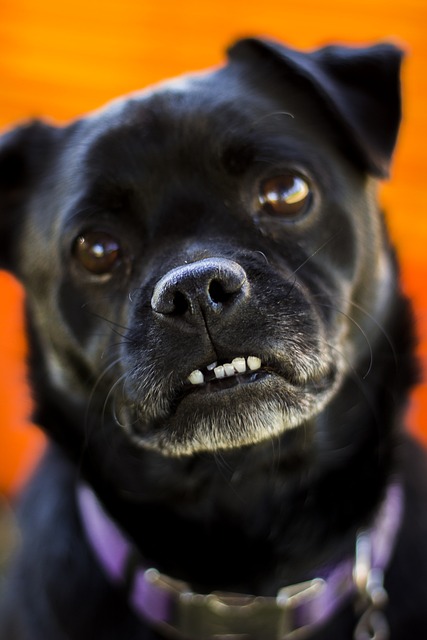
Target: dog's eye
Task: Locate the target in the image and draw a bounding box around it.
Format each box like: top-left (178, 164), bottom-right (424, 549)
top-left (258, 174), bottom-right (311, 218)
top-left (73, 231), bottom-right (121, 275)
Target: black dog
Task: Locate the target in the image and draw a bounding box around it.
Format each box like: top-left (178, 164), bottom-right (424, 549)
top-left (1, 36), bottom-right (427, 639)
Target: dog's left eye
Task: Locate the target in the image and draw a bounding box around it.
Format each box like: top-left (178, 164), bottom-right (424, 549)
top-left (73, 231), bottom-right (122, 275)
top-left (258, 174), bottom-right (311, 219)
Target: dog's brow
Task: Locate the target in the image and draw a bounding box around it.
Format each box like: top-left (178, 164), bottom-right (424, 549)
top-left (249, 110), bottom-right (295, 130)
top-left (220, 141), bottom-right (256, 175)
top-left (65, 204), bottom-right (108, 227)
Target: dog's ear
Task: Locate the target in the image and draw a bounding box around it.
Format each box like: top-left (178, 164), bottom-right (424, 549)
top-left (0, 120), bottom-right (59, 270)
top-left (228, 38), bottom-right (404, 178)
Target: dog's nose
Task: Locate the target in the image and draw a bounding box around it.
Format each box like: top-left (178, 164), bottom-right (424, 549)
top-left (151, 258), bottom-right (249, 318)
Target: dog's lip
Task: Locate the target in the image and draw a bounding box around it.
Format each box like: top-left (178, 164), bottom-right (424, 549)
top-left (185, 369), bottom-right (268, 396)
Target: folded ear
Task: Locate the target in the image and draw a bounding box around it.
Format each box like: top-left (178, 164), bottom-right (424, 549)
top-left (0, 120), bottom-right (59, 270)
top-left (228, 38), bottom-right (404, 178)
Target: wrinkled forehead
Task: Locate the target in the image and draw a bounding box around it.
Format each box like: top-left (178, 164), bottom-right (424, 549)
top-left (87, 82), bottom-right (270, 159)
top-left (71, 64), bottom-right (336, 188)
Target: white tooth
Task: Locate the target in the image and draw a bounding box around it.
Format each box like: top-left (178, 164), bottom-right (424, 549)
top-left (247, 356), bottom-right (262, 371)
top-left (206, 361), bottom-right (217, 371)
top-left (232, 357), bottom-right (246, 373)
top-left (223, 363), bottom-right (235, 377)
top-left (214, 365), bottom-right (225, 379)
top-left (188, 370), bottom-right (204, 385)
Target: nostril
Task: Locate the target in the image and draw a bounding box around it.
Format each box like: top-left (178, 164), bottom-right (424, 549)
top-left (208, 279), bottom-right (233, 305)
top-left (172, 291), bottom-right (190, 316)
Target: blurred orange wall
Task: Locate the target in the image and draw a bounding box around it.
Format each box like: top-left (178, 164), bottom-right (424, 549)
top-left (1, 0), bottom-right (427, 493)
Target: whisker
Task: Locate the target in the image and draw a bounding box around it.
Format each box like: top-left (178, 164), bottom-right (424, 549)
top-left (311, 294), bottom-right (397, 372)
top-left (102, 371), bottom-right (130, 429)
top-left (254, 250), bottom-right (269, 265)
top-left (80, 303), bottom-right (133, 336)
top-left (290, 231), bottom-right (342, 279)
top-left (214, 453), bottom-right (248, 504)
top-left (312, 295), bottom-right (400, 379)
top-left (310, 298), bottom-right (373, 379)
top-left (213, 450), bottom-right (233, 475)
top-left (344, 298), bottom-right (398, 371)
top-left (100, 341), bottom-right (132, 359)
top-left (76, 356), bottom-right (125, 472)
top-left (84, 357), bottom-right (124, 435)
top-left (318, 337), bottom-right (365, 385)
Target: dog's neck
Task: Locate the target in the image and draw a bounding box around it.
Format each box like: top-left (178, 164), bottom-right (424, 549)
top-left (77, 480), bottom-right (403, 639)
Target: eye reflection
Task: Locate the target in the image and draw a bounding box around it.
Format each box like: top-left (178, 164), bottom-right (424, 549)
top-left (259, 174), bottom-right (311, 218)
top-left (73, 231), bottom-right (122, 275)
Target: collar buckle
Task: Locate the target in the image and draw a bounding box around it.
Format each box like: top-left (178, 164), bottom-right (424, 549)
top-left (139, 568), bottom-right (325, 639)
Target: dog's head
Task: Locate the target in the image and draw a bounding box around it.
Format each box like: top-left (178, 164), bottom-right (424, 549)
top-left (0, 38), bottom-right (404, 459)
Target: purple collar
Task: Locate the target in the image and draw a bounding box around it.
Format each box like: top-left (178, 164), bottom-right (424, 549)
top-left (77, 482), bottom-right (403, 639)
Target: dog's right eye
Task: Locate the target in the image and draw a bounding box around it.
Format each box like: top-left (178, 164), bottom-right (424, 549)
top-left (73, 231), bottom-right (122, 276)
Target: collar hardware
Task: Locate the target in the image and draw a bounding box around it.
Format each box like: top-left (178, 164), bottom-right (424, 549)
top-left (354, 532), bottom-right (389, 640)
top-left (77, 483), bottom-right (403, 640)
top-left (135, 570), bottom-right (326, 639)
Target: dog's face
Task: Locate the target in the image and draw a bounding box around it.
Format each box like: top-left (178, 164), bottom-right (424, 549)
top-left (0, 39), bottom-right (402, 458)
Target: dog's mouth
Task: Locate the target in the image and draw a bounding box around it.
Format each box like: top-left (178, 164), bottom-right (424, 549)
top-left (118, 345), bottom-right (343, 457)
top-left (185, 356), bottom-right (265, 393)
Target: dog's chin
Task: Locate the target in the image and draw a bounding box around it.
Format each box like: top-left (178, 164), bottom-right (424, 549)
top-left (117, 365), bottom-right (343, 457)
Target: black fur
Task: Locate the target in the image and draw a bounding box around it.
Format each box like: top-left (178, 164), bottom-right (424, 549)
top-left (1, 37), bottom-right (427, 639)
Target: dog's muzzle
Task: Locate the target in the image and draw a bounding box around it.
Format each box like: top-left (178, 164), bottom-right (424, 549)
top-left (117, 255), bottom-right (345, 456)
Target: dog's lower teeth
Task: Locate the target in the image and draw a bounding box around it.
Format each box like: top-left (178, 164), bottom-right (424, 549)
top-left (223, 363), bottom-right (235, 376)
top-left (232, 357), bottom-right (246, 373)
top-left (187, 356), bottom-right (262, 385)
top-left (247, 356), bottom-right (261, 371)
top-left (188, 370), bottom-right (204, 385)
top-left (214, 365), bottom-right (226, 379)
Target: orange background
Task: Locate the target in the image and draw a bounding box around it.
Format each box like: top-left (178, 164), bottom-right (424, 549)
top-left (1, 0), bottom-right (427, 494)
